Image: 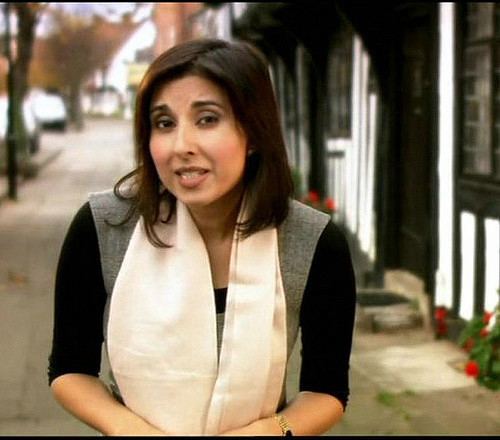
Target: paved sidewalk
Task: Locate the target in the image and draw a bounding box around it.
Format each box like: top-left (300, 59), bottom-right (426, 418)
top-left (0, 118), bottom-right (498, 436)
top-left (0, 119), bottom-right (133, 436)
top-left (326, 326), bottom-right (500, 435)
top-left (0, 141), bottom-right (63, 204)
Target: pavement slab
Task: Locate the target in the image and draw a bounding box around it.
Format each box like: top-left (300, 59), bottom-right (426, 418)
top-left (351, 340), bottom-right (474, 393)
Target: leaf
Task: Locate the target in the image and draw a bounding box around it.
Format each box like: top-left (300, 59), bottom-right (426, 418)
top-left (470, 340), bottom-right (488, 357)
top-left (479, 376), bottom-right (500, 391)
top-left (475, 346), bottom-right (492, 372)
top-left (458, 316), bottom-right (487, 344)
top-left (489, 323), bottom-right (500, 340)
top-left (376, 391), bottom-right (396, 407)
top-left (491, 359), bottom-right (500, 376)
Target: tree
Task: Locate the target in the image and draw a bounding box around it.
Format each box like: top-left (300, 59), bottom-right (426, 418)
top-left (2, 3), bottom-right (46, 190)
top-left (30, 6), bottom-right (140, 130)
top-left (12, 3), bottom-right (45, 100)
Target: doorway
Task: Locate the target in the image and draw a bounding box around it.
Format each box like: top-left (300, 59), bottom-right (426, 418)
top-left (395, 4), bottom-right (436, 288)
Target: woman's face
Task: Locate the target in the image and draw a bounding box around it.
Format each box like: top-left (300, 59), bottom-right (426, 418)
top-left (149, 75), bottom-right (248, 214)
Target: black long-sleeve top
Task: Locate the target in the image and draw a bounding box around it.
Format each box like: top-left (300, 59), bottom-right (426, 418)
top-left (48, 202), bottom-right (356, 409)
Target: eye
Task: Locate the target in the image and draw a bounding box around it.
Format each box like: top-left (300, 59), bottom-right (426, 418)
top-left (154, 116), bottom-right (175, 130)
top-left (198, 113), bottom-right (219, 126)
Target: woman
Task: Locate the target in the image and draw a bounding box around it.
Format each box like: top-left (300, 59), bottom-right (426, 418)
top-left (48, 38), bottom-right (356, 436)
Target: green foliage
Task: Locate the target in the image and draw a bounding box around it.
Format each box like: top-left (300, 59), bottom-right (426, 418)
top-left (375, 390), bottom-right (413, 421)
top-left (458, 298), bottom-right (500, 391)
top-left (376, 390), bottom-right (396, 407)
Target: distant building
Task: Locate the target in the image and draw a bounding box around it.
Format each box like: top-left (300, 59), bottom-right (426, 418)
top-left (99, 2), bottom-right (204, 118)
top-left (152, 2), bottom-right (204, 56)
top-left (96, 19), bottom-right (157, 118)
top-left (188, 3), bottom-right (233, 40)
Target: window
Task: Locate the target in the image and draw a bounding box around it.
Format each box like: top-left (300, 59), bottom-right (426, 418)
top-left (327, 25), bottom-right (353, 138)
top-left (461, 3), bottom-right (500, 180)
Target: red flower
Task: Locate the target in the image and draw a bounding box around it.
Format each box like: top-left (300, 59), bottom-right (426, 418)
top-left (308, 190), bottom-right (320, 203)
top-left (465, 360), bottom-right (480, 378)
top-left (463, 337), bottom-right (475, 352)
top-left (436, 321), bottom-right (448, 336)
top-left (325, 197), bottom-right (336, 212)
top-left (480, 327), bottom-right (489, 338)
top-left (434, 306), bottom-right (448, 321)
top-left (483, 311), bottom-right (494, 325)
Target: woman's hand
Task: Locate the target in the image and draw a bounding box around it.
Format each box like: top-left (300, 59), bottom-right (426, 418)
top-left (218, 417), bottom-right (282, 436)
top-left (219, 391), bottom-right (344, 436)
top-left (50, 373), bottom-right (169, 436)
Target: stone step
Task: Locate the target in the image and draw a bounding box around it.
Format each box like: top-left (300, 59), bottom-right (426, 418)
top-left (355, 289), bottom-right (424, 333)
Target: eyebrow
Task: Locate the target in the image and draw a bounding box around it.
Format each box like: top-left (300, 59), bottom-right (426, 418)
top-left (150, 103), bottom-right (170, 115)
top-left (150, 100), bottom-right (225, 115)
top-left (192, 100), bottom-right (225, 110)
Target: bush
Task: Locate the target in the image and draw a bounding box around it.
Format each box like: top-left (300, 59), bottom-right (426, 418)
top-left (458, 301), bottom-right (500, 391)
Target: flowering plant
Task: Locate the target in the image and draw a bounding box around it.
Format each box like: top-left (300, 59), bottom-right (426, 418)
top-left (301, 190), bottom-right (336, 214)
top-left (458, 302), bottom-right (500, 391)
top-left (434, 305), bottom-right (449, 338)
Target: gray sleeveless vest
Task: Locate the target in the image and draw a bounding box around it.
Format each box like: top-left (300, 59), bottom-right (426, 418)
top-left (88, 189), bottom-right (329, 401)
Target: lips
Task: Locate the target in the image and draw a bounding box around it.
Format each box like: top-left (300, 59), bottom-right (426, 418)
top-left (174, 166), bottom-right (209, 188)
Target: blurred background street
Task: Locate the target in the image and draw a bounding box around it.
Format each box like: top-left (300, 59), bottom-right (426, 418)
top-left (0, 2), bottom-right (499, 436)
top-left (0, 117), bottom-right (498, 436)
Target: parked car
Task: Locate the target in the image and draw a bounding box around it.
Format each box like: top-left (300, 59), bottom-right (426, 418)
top-left (86, 85), bottom-right (123, 116)
top-left (0, 95), bottom-right (41, 154)
top-left (30, 89), bottom-right (68, 131)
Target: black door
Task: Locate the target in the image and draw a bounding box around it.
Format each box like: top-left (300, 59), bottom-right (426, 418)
top-left (396, 5), bottom-right (435, 286)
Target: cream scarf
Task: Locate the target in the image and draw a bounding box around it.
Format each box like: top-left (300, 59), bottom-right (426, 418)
top-left (107, 199), bottom-right (287, 435)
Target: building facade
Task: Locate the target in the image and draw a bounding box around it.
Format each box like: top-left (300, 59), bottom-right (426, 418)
top-left (194, 2), bottom-right (499, 337)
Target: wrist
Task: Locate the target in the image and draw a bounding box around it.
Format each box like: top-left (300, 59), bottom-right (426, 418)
top-left (274, 413), bottom-right (294, 436)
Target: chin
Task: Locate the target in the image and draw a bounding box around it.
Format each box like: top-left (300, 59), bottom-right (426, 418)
top-left (175, 193), bottom-right (214, 209)
top-left (173, 186), bottom-right (243, 212)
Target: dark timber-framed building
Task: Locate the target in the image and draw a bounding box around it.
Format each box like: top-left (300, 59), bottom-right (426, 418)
top-left (190, 2), bottom-right (500, 337)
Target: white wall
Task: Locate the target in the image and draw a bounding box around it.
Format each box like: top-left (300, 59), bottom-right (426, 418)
top-left (335, 35), bottom-right (376, 260)
top-left (435, 2), bottom-right (455, 309)
top-left (459, 212), bottom-right (476, 320)
top-left (194, 5), bottom-right (233, 41)
top-left (215, 4), bottom-right (232, 40)
top-left (105, 20), bottom-right (157, 96)
top-left (484, 218), bottom-right (500, 313)
top-left (295, 45), bottom-right (311, 195)
top-left (345, 36), bottom-right (362, 234)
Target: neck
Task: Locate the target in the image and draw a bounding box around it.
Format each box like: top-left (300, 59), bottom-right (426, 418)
top-left (188, 193), bottom-right (243, 243)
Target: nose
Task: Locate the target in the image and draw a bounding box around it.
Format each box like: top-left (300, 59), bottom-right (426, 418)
top-left (172, 122), bottom-right (196, 156)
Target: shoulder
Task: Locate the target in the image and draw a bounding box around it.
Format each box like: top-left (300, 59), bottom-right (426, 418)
top-left (288, 199), bottom-right (331, 223)
top-left (277, 199), bottom-right (332, 267)
top-left (66, 201), bottom-right (96, 238)
top-left (316, 221), bottom-right (352, 256)
top-left (280, 199), bottom-right (331, 234)
top-left (280, 200), bottom-right (353, 266)
top-left (88, 188), bottom-right (136, 225)
top-left (310, 221), bottom-right (355, 283)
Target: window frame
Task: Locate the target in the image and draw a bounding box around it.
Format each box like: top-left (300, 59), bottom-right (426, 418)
top-left (326, 23), bottom-right (353, 139)
top-left (459, 2), bottom-right (500, 184)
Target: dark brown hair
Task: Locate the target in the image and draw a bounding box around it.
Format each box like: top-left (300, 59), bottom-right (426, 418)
top-left (114, 38), bottom-right (293, 246)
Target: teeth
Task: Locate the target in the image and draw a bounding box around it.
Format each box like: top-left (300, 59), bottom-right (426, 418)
top-left (180, 170), bottom-right (205, 179)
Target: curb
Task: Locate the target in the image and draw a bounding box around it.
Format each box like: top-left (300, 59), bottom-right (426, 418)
top-left (0, 147), bottom-right (63, 206)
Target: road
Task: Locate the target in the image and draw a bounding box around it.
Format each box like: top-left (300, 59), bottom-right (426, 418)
top-left (0, 118), bottom-right (134, 435)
